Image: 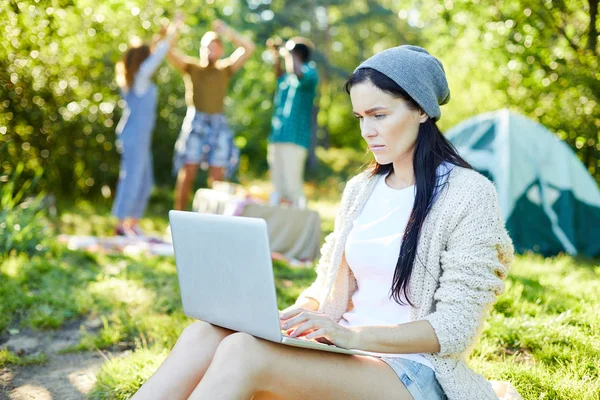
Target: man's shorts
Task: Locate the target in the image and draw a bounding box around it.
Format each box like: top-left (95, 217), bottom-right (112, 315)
top-left (173, 107), bottom-right (239, 178)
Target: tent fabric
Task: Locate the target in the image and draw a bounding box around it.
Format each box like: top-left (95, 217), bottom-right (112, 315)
top-left (446, 109), bottom-right (600, 257)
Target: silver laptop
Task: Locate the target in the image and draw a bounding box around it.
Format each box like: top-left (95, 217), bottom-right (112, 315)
top-left (169, 210), bottom-right (369, 356)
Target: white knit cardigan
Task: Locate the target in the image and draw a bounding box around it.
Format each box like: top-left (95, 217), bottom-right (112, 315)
top-left (298, 166), bottom-right (514, 400)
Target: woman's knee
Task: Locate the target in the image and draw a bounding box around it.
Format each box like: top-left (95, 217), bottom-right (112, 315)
top-left (212, 332), bottom-right (270, 375)
top-left (177, 321), bottom-right (228, 348)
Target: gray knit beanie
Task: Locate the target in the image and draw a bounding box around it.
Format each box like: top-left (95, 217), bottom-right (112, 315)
top-left (354, 45), bottom-right (450, 121)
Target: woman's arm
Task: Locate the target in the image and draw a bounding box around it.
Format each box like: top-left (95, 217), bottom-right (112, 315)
top-left (293, 232), bottom-right (334, 306)
top-left (133, 17), bottom-right (182, 96)
top-left (293, 174), bottom-right (361, 310)
top-left (422, 178), bottom-right (514, 356)
top-left (281, 310), bottom-right (440, 352)
top-left (347, 321), bottom-right (440, 353)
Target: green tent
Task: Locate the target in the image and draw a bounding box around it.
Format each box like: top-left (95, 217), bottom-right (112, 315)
top-left (446, 109), bottom-right (600, 257)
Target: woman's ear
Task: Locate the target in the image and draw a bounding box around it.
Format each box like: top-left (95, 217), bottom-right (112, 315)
top-left (418, 109), bottom-right (429, 123)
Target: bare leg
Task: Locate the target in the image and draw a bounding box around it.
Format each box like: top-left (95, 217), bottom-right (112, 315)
top-left (189, 332), bottom-right (413, 400)
top-left (131, 321), bottom-right (233, 400)
top-left (208, 166), bottom-right (226, 188)
top-left (174, 163), bottom-right (199, 210)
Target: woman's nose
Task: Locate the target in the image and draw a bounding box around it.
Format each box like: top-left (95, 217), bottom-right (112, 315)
top-left (361, 119), bottom-right (376, 138)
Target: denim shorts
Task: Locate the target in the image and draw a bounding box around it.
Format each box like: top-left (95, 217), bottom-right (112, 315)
top-left (380, 357), bottom-right (446, 400)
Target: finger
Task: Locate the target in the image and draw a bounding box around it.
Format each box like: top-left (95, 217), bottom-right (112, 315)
top-left (281, 310), bottom-right (326, 329)
top-left (290, 320), bottom-right (319, 338)
top-left (281, 311), bottom-right (316, 330)
top-left (284, 328), bottom-right (315, 337)
top-left (281, 313), bottom-right (309, 330)
top-left (279, 308), bottom-right (299, 320)
top-left (305, 328), bottom-right (327, 340)
top-left (294, 328), bottom-right (317, 337)
top-left (279, 307), bottom-right (307, 321)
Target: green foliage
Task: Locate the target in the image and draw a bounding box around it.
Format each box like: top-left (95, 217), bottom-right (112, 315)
top-left (0, 161), bottom-right (49, 261)
top-left (311, 146), bottom-right (370, 183)
top-left (415, 0), bottom-right (600, 178)
top-left (2, 0), bottom-right (597, 204)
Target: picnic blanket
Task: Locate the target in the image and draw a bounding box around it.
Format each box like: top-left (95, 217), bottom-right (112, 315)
top-left (57, 234), bottom-right (174, 257)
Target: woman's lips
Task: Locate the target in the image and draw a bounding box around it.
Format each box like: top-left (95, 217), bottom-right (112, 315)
top-left (369, 144), bottom-right (385, 152)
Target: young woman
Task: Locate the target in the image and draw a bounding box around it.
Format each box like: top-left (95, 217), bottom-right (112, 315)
top-left (132, 45), bottom-right (514, 400)
top-left (112, 15), bottom-right (182, 237)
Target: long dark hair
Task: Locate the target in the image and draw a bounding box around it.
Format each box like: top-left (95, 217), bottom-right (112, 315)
top-left (345, 67), bottom-right (472, 306)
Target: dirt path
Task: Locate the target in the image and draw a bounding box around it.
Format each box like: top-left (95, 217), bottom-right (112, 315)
top-left (0, 319), bottom-right (125, 400)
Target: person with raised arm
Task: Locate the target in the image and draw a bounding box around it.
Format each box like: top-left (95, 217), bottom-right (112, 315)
top-left (168, 19), bottom-right (255, 210)
top-left (112, 15), bottom-right (183, 237)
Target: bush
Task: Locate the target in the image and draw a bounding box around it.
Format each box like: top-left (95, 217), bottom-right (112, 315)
top-left (0, 162), bottom-right (49, 260)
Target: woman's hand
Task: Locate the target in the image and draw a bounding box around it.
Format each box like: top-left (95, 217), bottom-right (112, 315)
top-left (174, 11), bottom-right (185, 29)
top-left (279, 308), bottom-right (359, 349)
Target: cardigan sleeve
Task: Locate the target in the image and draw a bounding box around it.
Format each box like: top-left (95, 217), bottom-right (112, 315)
top-left (423, 178), bottom-right (514, 356)
top-left (295, 231), bottom-right (336, 304)
top-left (296, 174), bottom-right (360, 305)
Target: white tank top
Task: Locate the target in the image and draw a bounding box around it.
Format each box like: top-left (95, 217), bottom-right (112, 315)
top-left (340, 173), bottom-right (435, 370)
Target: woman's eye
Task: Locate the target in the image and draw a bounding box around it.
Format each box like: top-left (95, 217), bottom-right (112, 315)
top-left (355, 115), bottom-right (363, 120)
top-left (374, 114), bottom-right (386, 119)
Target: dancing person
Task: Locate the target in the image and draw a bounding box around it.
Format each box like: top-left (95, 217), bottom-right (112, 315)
top-left (266, 37), bottom-right (318, 208)
top-left (167, 19), bottom-right (255, 210)
top-left (112, 15), bottom-right (182, 237)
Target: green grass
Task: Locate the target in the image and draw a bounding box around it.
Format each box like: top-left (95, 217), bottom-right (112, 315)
top-left (2, 186), bottom-right (599, 399)
top-left (53, 186), bottom-right (174, 237)
top-left (0, 251), bottom-right (101, 332)
top-left (85, 253), bottom-right (600, 400)
top-left (472, 254), bottom-right (600, 399)
top-left (0, 348), bottom-right (47, 368)
top-left (88, 348), bottom-right (169, 400)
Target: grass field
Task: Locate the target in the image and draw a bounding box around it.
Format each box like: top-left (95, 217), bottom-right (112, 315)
top-left (1, 188), bottom-right (599, 399)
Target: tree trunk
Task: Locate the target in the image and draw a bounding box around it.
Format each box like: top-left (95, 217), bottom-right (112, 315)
top-left (589, 0), bottom-right (599, 52)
